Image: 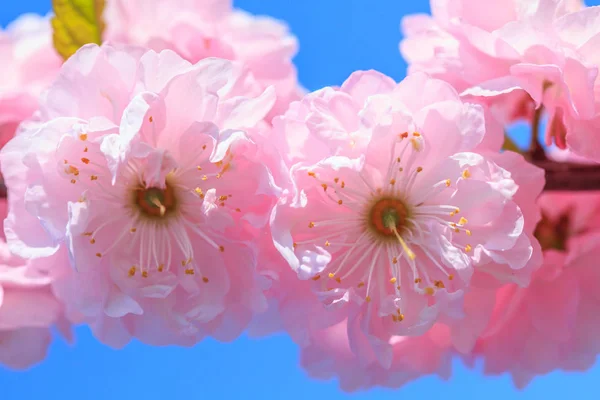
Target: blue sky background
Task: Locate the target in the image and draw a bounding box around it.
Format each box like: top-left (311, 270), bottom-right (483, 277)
top-left (1, 0), bottom-right (600, 398)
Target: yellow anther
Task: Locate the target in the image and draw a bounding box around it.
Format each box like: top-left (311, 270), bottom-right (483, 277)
top-left (449, 274), bottom-right (454, 280)
top-left (466, 230), bottom-right (472, 236)
top-left (462, 169), bottom-right (471, 179)
top-left (365, 296), bottom-right (372, 302)
top-left (357, 282), bottom-right (365, 288)
top-left (321, 183), bottom-right (328, 191)
top-left (185, 268), bottom-right (195, 275)
top-left (219, 245), bottom-right (225, 252)
top-left (89, 238), bottom-right (96, 244)
top-left (445, 179), bottom-right (451, 187)
top-left (157, 264), bottom-right (164, 272)
top-left (459, 217), bottom-right (468, 225)
top-left (90, 175), bottom-right (98, 181)
top-left (79, 133), bottom-right (88, 141)
top-left (328, 273), bottom-right (335, 279)
top-left (70, 179), bottom-right (77, 184)
top-left (308, 172), bottom-right (316, 177)
top-left (203, 277), bottom-right (209, 283)
top-left (95, 253), bottom-right (102, 258)
top-left (128, 267), bottom-right (136, 277)
top-left (434, 280), bottom-right (445, 289)
top-left (390, 179), bottom-right (396, 185)
top-left (414, 278), bottom-right (422, 284)
top-left (308, 222), bottom-right (315, 228)
top-left (465, 244), bottom-right (472, 252)
top-left (325, 241), bottom-right (331, 247)
top-left (416, 166), bottom-right (423, 173)
top-left (337, 200), bottom-right (343, 205)
top-left (142, 271), bottom-right (149, 278)
top-left (130, 228), bottom-right (137, 233)
top-left (312, 275), bottom-right (321, 281)
top-left (81, 158), bottom-right (90, 164)
top-left (424, 287), bottom-right (435, 296)
top-left (390, 277), bottom-right (397, 284)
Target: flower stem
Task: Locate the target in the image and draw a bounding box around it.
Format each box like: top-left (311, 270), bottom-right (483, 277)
top-left (529, 106), bottom-right (546, 162)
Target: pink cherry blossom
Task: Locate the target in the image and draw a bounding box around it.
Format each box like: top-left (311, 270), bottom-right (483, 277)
top-left (104, 0), bottom-right (302, 121)
top-left (401, 0), bottom-right (600, 160)
top-left (0, 44), bottom-right (280, 347)
top-left (0, 198), bottom-right (72, 369)
top-left (0, 14), bottom-right (61, 149)
top-left (473, 191), bottom-right (600, 388)
top-left (270, 70), bottom-right (544, 364)
top-left (300, 319), bottom-right (453, 392)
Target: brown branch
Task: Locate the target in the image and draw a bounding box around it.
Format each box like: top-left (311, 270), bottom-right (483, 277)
top-left (535, 160), bottom-right (600, 191)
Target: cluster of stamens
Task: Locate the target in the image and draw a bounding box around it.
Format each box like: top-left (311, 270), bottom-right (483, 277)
top-left (65, 116), bottom-right (239, 282)
top-left (293, 131), bottom-right (476, 322)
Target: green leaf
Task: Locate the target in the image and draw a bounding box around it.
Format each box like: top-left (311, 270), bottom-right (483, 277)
top-left (51, 0), bottom-right (106, 60)
top-left (502, 133), bottom-right (521, 153)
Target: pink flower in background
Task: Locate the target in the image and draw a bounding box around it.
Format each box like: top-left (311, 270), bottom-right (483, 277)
top-left (0, 13), bottom-right (66, 370)
top-left (0, 44), bottom-right (280, 347)
top-left (0, 199), bottom-right (71, 369)
top-left (270, 70), bottom-right (543, 364)
top-left (300, 320), bottom-right (453, 392)
top-left (401, 0), bottom-right (600, 161)
top-left (473, 192), bottom-right (600, 388)
top-left (0, 14), bottom-right (61, 149)
top-left (104, 0), bottom-right (302, 120)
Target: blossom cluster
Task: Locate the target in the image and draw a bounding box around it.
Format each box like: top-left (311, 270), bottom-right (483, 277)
top-left (0, 0), bottom-right (599, 391)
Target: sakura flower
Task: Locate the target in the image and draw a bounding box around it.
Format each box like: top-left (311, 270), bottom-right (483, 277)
top-left (300, 319), bottom-right (453, 392)
top-left (0, 196), bottom-right (71, 369)
top-left (271, 70), bottom-right (543, 362)
top-left (400, 0), bottom-right (600, 160)
top-left (473, 191), bottom-right (600, 388)
top-left (0, 14), bottom-right (61, 149)
top-left (105, 0), bottom-right (302, 120)
top-left (0, 44), bottom-right (279, 347)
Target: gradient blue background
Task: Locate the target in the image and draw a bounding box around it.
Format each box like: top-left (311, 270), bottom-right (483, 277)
top-left (1, 1), bottom-right (599, 398)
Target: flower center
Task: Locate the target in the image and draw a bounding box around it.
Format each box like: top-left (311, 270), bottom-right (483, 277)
top-left (367, 196), bottom-right (416, 260)
top-left (369, 197), bottom-right (408, 238)
top-left (135, 184), bottom-right (176, 218)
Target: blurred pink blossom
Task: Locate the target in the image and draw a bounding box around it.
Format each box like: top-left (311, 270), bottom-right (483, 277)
top-left (104, 0), bottom-right (303, 121)
top-left (401, 0), bottom-right (600, 160)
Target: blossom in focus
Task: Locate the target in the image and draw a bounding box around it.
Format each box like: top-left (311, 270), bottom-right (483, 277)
top-left (472, 191), bottom-right (600, 388)
top-left (0, 44), bottom-right (280, 347)
top-left (104, 0), bottom-right (302, 120)
top-left (400, 0), bottom-right (600, 160)
top-left (270, 70), bottom-right (544, 365)
top-left (0, 14), bottom-right (61, 149)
